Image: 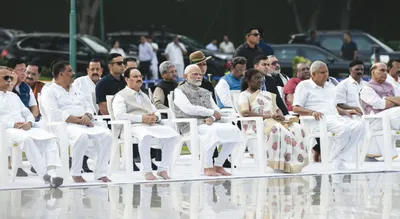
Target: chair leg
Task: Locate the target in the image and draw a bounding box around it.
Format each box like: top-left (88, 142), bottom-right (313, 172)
top-left (11, 147), bottom-right (22, 182)
top-left (170, 140), bottom-right (184, 178)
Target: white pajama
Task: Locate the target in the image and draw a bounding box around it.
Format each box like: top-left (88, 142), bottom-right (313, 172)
top-left (204, 142), bottom-right (236, 168)
top-left (139, 135), bottom-right (179, 173)
top-left (367, 107), bottom-right (400, 157)
top-left (175, 63), bottom-right (184, 79)
top-left (6, 128), bottom-right (61, 177)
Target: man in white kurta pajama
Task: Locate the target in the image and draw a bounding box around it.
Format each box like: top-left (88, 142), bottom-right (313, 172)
top-left (360, 62), bottom-right (400, 160)
top-left (293, 61), bottom-right (365, 170)
top-left (0, 67), bottom-right (63, 187)
top-left (113, 67), bottom-right (179, 180)
top-left (41, 61), bottom-right (112, 183)
top-left (173, 64), bottom-right (244, 176)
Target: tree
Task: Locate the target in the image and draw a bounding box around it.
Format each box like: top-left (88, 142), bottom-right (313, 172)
top-left (288, 0), bottom-right (324, 32)
top-left (340, 0), bottom-right (353, 29)
top-left (77, 0), bottom-right (100, 35)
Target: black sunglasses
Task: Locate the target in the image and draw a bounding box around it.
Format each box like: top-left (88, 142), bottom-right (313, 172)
top-left (2, 75), bottom-right (14, 81)
top-left (110, 61), bottom-right (124, 66)
top-left (248, 33), bottom-right (260, 37)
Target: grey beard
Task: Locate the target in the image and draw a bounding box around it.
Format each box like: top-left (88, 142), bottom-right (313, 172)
top-left (187, 79), bottom-right (202, 86)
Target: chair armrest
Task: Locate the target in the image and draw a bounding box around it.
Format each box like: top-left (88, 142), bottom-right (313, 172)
top-left (171, 118), bottom-right (197, 124)
top-left (157, 109), bottom-right (169, 114)
top-left (362, 115), bottom-right (383, 120)
top-left (299, 116), bottom-right (315, 121)
top-left (289, 111), bottom-right (299, 116)
top-left (46, 122), bottom-right (67, 127)
top-left (94, 115), bottom-right (111, 120)
top-left (236, 117), bottom-right (264, 123)
top-left (108, 120), bottom-right (131, 127)
top-left (220, 108), bottom-right (234, 113)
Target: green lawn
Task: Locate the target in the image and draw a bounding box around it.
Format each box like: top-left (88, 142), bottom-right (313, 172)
top-left (40, 76), bottom-right (53, 82)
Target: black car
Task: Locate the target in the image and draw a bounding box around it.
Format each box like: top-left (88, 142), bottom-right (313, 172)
top-left (0, 27), bottom-right (24, 55)
top-left (106, 31), bottom-right (231, 77)
top-left (288, 30), bottom-right (400, 62)
top-left (271, 44), bottom-right (371, 78)
top-left (3, 33), bottom-right (111, 74)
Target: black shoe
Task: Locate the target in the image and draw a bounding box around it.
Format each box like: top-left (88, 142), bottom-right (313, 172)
top-left (134, 162), bottom-right (140, 171)
top-left (30, 166), bottom-right (37, 174)
top-left (16, 168), bottom-right (28, 177)
top-left (151, 161), bottom-right (158, 171)
top-left (222, 159), bottom-right (231, 168)
top-left (43, 174), bottom-right (64, 188)
top-left (69, 157), bottom-right (72, 169)
top-left (82, 156), bottom-right (93, 173)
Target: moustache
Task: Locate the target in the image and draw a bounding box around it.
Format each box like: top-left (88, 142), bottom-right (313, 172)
top-left (92, 74), bottom-right (99, 77)
top-left (26, 77), bottom-right (33, 80)
top-left (137, 80), bottom-right (142, 83)
top-left (356, 72), bottom-right (363, 76)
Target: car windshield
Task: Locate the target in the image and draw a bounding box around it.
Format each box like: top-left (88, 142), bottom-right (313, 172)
top-left (178, 35), bottom-right (206, 49)
top-left (365, 33), bottom-right (394, 52)
top-left (81, 35), bottom-right (110, 53)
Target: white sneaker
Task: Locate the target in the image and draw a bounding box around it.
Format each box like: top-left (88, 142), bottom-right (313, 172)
top-left (332, 158), bottom-right (346, 170)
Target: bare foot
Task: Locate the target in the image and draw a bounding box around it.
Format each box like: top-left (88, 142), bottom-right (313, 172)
top-left (144, 172), bottom-right (157, 180)
top-left (204, 167), bottom-right (221, 176)
top-left (215, 166), bottom-right (232, 176)
top-left (250, 154), bottom-right (254, 159)
top-left (98, 176), bottom-right (112, 183)
top-left (72, 176), bottom-right (87, 183)
top-left (157, 171), bottom-right (171, 180)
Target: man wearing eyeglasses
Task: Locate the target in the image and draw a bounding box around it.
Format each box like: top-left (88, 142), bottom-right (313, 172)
top-left (7, 58), bottom-right (39, 120)
top-left (233, 28), bottom-right (263, 69)
top-left (267, 55), bottom-right (289, 87)
top-left (215, 56), bottom-right (247, 108)
top-left (360, 62), bottom-right (400, 161)
top-left (95, 53), bottom-right (126, 115)
top-left (0, 66), bottom-right (64, 188)
top-left (153, 61), bottom-right (178, 109)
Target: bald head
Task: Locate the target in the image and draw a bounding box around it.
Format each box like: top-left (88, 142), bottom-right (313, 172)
top-left (0, 67), bottom-right (12, 92)
top-left (371, 62), bottom-right (387, 83)
top-left (184, 64), bottom-right (203, 86)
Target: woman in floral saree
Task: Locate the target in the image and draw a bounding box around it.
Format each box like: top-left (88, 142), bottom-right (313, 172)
top-left (238, 69), bottom-right (309, 173)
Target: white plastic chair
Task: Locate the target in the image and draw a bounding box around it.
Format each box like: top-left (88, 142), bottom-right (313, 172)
top-left (148, 88), bottom-right (154, 104)
top-left (358, 89), bottom-right (397, 170)
top-left (229, 90), bottom-right (266, 173)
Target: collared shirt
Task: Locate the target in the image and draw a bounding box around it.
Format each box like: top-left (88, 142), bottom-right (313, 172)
top-left (0, 91), bottom-right (35, 128)
top-left (206, 43), bottom-right (218, 51)
top-left (293, 79), bottom-right (339, 116)
top-left (335, 76), bottom-right (367, 107)
top-left (233, 42), bottom-right (263, 69)
top-left (95, 74), bottom-right (126, 104)
top-left (283, 78), bottom-right (302, 111)
top-left (165, 42), bottom-right (187, 65)
top-left (219, 41), bottom-right (235, 53)
top-left (113, 87), bottom-right (161, 123)
top-left (151, 42), bottom-right (159, 64)
top-left (360, 85), bottom-right (387, 111)
top-left (341, 40), bottom-right (357, 60)
top-left (138, 42), bottom-right (154, 61)
top-left (41, 83), bottom-right (93, 122)
top-left (174, 88), bottom-right (219, 117)
top-left (385, 74), bottom-right (400, 96)
top-left (15, 83), bottom-right (37, 107)
top-left (73, 75), bottom-right (99, 113)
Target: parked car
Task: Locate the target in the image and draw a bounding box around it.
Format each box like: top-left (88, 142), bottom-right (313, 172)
top-left (288, 30), bottom-right (400, 63)
top-left (106, 31), bottom-right (231, 77)
top-left (0, 27), bottom-right (24, 55)
top-left (2, 33), bottom-right (110, 75)
top-left (271, 44), bottom-right (371, 78)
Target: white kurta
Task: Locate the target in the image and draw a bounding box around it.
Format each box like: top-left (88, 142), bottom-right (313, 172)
top-left (0, 91), bottom-right (61, 177)
top-left (41, 83), bottom-right (111, 178)
top-left (385, 74), bottom-right (400, 96)
top-left (335, 76), bottom-right (367, 107)
top-left (150, 42), bottom-right (159, 80)
top-left (174, 87), bottom-right (244, 168)
top-left (112, 88), bottom-right (179, 173)
top-left (73, 75), bottom-right (99, 114)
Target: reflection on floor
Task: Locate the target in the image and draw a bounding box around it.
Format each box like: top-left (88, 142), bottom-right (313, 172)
top-left (1, 172), bottom-right (400, 219)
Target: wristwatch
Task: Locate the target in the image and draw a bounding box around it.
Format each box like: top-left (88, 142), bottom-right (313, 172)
top-left (84, 113), bottom-right (94, 120)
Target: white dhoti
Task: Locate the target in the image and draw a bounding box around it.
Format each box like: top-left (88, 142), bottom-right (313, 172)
top-left (325, 116), bottom-right (365, 162)
top-left (132, 123), bottom-right (180, 173)
top-left (65, 124), bottom-right (112, 179)
top-left (174, 63), bottom-right (184, 79)
top-left (367, 107), bottom-right (400, 158)
top-left (6, 128), bottom-right (61, 177)
top-left (190, 123), bottom-right (243, 168)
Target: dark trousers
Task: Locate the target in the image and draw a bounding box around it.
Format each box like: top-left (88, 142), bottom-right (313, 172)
top-left (139, 60), bottom-right (152, 79)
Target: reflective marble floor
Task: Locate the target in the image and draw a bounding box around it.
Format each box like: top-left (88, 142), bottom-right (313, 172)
top-left (1, 172), bottom-right (400, 219)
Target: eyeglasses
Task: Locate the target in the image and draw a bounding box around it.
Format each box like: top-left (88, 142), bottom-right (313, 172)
top-left (2, 75), bottom-right (14, 81)
top-left (248, 33), bottom-right (260, 37)
top-left (110, 61), bottom-right (124, 66)
top-left (353, 68), bottom-right (364, 71)
top-left (299, 67), bottom-right (310, 71)
top-left (270, 61), bottom-right (279, 66)
top-left (167, 70), bottom-right (177, 74)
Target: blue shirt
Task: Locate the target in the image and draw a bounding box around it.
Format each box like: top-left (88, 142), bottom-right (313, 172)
top-left (258, 40), bottom-right (274, 56)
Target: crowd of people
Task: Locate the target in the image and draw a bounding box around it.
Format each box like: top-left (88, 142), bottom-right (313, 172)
top-left (1, 26), bottom-right (400, 189)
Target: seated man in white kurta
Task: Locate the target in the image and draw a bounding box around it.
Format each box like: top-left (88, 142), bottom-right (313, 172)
top-left (173, 64), bottom-right (244, 176)
top-left (0, 67), bottom-right (63, 188)
top-left (112, 67), bottom-right (180, 180)
top-left (293, 61), bottom-right (365, 170)
top-left (360, 62), bottom-right (400, 160)
top-left (41, 61), bottom-right (112, 183)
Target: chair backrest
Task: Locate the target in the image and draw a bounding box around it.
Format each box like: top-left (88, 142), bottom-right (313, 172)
top-left (148, 88), bottom-right (154, 104)
top-left (167, 91), bottom-right (177, 119)
top-left (106, 95), bottom-right (116, 121)
top-left (357, 88), bottom-right (367, 115)
top-left (91, 91), bottom-right (99, 114)
top-left (277, 86), bottom-right (286, 107)
top-left (229, 90), bottom-right (241, 114)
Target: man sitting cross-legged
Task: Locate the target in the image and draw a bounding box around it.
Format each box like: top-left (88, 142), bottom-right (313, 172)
top-left (112, 67), bottom-right (180, 180)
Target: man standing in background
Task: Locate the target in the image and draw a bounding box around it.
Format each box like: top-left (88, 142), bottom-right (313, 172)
top-left (164, 36), bottom-right (187, 78)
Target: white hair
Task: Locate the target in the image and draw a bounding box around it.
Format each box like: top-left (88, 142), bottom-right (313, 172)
top-left (310, 61), bottom-right (328, 74)
top-left (159, 61), bottom-right (175, 74)
top-left (184, 64), bottom-right (199, 75)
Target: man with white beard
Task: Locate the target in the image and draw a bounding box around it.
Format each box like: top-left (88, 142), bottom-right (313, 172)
top-left (267, 55), bottom-right (290, 87)
top-left (173, 64), bottom-right (244, 176)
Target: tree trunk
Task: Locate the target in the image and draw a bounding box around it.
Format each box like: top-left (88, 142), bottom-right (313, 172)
top-left (77, 0), bottom-right (100, 35)
top-left (289, 0), bottom-right (304, 32)
top-left (307, 0), bottom-right (323, 31)
top-left (340, 0), bottom-right (353, 29)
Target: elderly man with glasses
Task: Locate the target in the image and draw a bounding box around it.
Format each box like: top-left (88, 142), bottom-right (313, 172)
top-left (267, 55), bottom-right (290, 87)
top-left (153, 61), bottom-right (178, 109)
